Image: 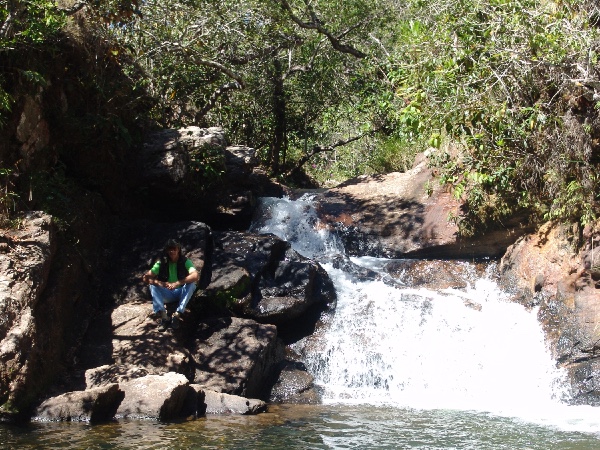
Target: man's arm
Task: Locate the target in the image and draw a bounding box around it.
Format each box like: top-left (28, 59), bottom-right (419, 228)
top-left (142, 270), bottom-right (166, 287)
top-left (181, 269), bottom-right (200, 285)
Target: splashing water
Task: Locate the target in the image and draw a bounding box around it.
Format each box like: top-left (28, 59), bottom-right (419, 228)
top-left (251, 195), bottom-right (600, 434)
top-left (250, 194), bottom-right (344, 258)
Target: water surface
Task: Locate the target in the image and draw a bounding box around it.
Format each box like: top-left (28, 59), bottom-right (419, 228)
top-left (2, 404), bottom-right (600, 449)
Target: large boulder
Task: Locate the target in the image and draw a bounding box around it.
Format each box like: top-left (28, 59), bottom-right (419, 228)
top-left (115, 372), bottom-right (192, 420)
top-left (76, 220), bottom-right (213, 387)
top-left (140, 126), bottom-right (227, 191)
top-left (192, 387), bottom-right (267, 415)
top-left (138, 127), bottom-right (284, 227)
top-left (82, 301), bottom-right (196, 386)
top-left (269, 360), bottom-right (320, 404)
top-left (499, 221), bottom-right (600, 405)
top-left (207, 231), bottom-right (336, 334)
top-left (192, 317), bottom-right (285, 399)
top-left (32, 383), bottom-right (124, 423)
top-left (313, 155), bottom-right (530, 259)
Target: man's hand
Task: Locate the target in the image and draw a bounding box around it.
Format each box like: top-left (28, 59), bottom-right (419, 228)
top-left (165, 281), bottom-right (181, 290)
top-left (143, 271), bottom-right (163, 287)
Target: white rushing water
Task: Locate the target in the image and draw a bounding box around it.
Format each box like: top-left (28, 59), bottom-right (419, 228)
top-left (250, 194), bottom-right (600, 434)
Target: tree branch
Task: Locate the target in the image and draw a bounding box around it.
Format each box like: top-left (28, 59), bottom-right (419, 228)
top-left (59, 1), bottom-right (88, 16)
top-left (278, 0), bottom-right (367, 58)
top-left (284, 127), bottom-right (381, 178)
top-left (195, 81), bottom-right (243, 122)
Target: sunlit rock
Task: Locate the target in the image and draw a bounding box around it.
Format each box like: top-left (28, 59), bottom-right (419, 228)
top-left (500, 221), bottom-right (600, 405)
top-left (115, 372), bottom-right (191, 421)
top-left (32, 384), bottom-right (124, 423)
top-left (313, 156), bottom-right (530, 259)
top-left (192, 387), bottom-right (267, 415)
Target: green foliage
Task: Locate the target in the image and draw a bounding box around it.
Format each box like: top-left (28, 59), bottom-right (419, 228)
top-left (377, 0), bottom-right (600, 234)
top-left (0, 167), bottom-right (20, 226)
top-left (0, 0), bottom-right (66, 125)
top-left (0, 83), bottom-right (11, 128)
top-left (2, 0), bottom-right (599, 236)
top-left (188, 144), bottom-right (226, 187)
top-left (29, 166), bottom-right (80, 231)
top-left (0, 0), bottom-right (66, 46)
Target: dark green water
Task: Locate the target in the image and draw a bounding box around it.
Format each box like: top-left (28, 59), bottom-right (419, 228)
top-left (2, 405), bottom-right (599, 449)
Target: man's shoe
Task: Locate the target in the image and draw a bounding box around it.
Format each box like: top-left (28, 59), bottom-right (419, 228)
top-left (171, 312), bottom-right (181, 330)
top-left (158, 310), bottom-right (170, 331)
top-left (158, 317), bottom-right (170, 331)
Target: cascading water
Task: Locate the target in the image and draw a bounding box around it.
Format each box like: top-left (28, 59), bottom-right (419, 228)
top-left (250, 194), bottom-right (600, 434)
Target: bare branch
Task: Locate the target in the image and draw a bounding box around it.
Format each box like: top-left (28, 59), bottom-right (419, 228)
top-left (278, 0), bottom-right (367, 58)
top-left (285, 127), bottom-right (381, 178)
top-left (195, 81), bottom-right (243, 122)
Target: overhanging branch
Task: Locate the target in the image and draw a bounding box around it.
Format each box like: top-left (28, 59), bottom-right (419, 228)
top-left (278, 0), bottom-right (367, 58)
top-left (284, 127), bottom-right (381, 178)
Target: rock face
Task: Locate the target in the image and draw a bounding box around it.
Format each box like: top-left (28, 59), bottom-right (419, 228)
top-left (269, 360), bottom-right (320, 404)
top-left (499, 222), bottom-right (600, 405)
top-left (314, 157), bottom-right (530, 259)
top-left (139, 126), bottom-right (285, 227)
top-left (208, 231), bottom-right (336, 336)
top-left (197, 388), bottom-right (267, 415)
top-left (192, 317), bottom-right (284, 398)
top-left (116, 373), bottom-right (191, 420)
top-left (0, 213), bottom-right (55, 416)
top-left (77, 220), bottom-right (288, 406)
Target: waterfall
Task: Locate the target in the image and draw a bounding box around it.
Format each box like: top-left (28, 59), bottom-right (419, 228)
top-left (250, 194), bottom-right (600, 432)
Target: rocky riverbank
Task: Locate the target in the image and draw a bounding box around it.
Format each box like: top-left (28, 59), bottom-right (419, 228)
top-left (2, 126), bottom-right (599, 424)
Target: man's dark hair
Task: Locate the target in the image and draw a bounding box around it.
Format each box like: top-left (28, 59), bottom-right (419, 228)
top-left (164, 239), bottom-right (181, 250)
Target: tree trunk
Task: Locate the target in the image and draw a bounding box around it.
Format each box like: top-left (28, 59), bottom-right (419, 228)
top-left (269, 59), bottom-right (286, 175)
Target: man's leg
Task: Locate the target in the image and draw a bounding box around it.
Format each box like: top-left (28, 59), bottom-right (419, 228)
top-left (170, 283), bottom-right (197, 330)
top-left (150, 285), bottom-right (178, 313)
top-left (175, 282), bottom-right (197, 314)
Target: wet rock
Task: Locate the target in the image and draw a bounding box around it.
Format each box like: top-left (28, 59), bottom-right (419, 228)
top-left (116, 372), bottom-right (191, 421)
top-left (383, 259), bottom-right (490, 290)
top-left (208, 231), bottom-right (336, 328)
top-left (192, 317), bottom-right (285, 399)
top-left (500, 221), bottom-right (600, 404)
top-left (269, 360), bottom-right (320, 404)
top-left (330, 255), bottom-right (380, 282)
top-left (192, 386), bottom-right (267, 415)
top-left (32, 383), bottom-right (124, 423)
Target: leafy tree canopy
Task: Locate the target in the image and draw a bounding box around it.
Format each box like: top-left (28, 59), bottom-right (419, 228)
top-left (2, 0), bottom-right (600, 234)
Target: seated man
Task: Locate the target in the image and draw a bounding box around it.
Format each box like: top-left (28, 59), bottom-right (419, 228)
top-left (142, 239), bottom-right (200, 330)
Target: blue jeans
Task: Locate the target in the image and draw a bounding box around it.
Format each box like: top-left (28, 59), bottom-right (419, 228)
top-left (150, 283), bottom-right (197, 314)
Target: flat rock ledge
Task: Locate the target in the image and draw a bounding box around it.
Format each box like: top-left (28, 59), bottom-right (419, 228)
top-left (314, 157), bottom-right (530, 259)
